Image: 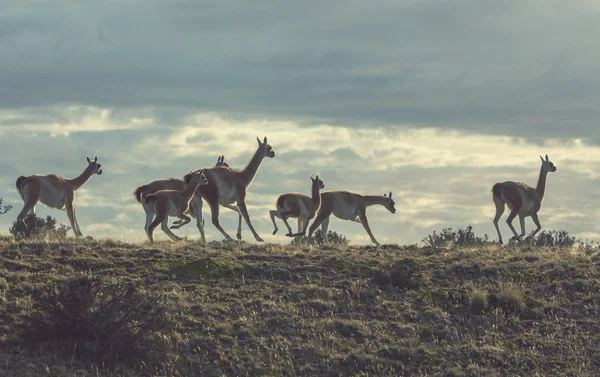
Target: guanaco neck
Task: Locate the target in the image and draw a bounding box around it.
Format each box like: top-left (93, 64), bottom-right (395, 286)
top-left (182, 178), bottom-right (202, 201)
top-left (535, 166), bottom-right (549, 201)
top-left (310, 182), bottom-right (321, 209)
top-left (238, 147), bottom-right (265, 187)
top-left (66, 164), bottom-right (95, 191)
top-left (362, 195), bottom-right (388, 208)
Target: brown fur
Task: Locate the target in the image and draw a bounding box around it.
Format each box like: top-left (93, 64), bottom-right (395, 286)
top-left (143, 171), bottom-right (207, 243)
top-left (15, 156), bottom-right (103, 237)
top-left (277, 193), bottom-right (306, 216)
top-left (15, 176), bottom-right (28, 192)
top-left (134, 178), bottom-right (186, 203)
top-left (492, 154), bottom-right (557, 244)
top-left (306, 190), bottom-right (396, 246)
top-left (134, 156), bottom-right (233, 243)
top-left (185, 137), bottom-right (275, 242)
top-left (272, 175), bottom-right (324, 237)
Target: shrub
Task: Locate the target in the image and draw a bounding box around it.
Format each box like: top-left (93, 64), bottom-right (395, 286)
top-left (422, 225), bottom-right (489, 248)
top-left (497, 287), bottom-right (525, 313)
top-left (20, 274), bottom-right (171, 368)
top-left (389, 259), bottom-right (421, 290)
top-left (530, 230), bottom-right (576, 247)
top-left (578, 239), bottom-right (600, 255)
top-left (0, 198), bottom-right (11, 215)
top-left (291, 229), bottom-right (350, 246)
top-left (9, 214), bottom-right (70, 241)
top-left (373, 258), bottom-right (421, 290)
top-left (469, 290), bottom-right (488, 314)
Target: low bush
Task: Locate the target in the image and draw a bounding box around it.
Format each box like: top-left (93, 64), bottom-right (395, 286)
top-left (291, 229), bottom-right (350, 246)
top-left (422, 225), bottom-right (489, 248)
top-left (9, 214), bottom-right (70, 241)
top-left (20, 274), bottom-right (171, 369)
top-left (530, 230), bottom-right (576, 247)
top-left (0, 197), bottom-right (11, 215)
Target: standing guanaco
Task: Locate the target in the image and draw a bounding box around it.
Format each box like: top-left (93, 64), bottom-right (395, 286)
top-left (271, 174), bottom-right (324, 237)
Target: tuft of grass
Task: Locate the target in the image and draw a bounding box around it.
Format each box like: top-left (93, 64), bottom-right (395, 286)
top-left (497, 286), bottom-right (526, 313)
top-left (470, 290), bottom-right (488, 314)
top-left (163, 256), bottom-right (243, 279)
top-left (418, 325), bottom-right (434, 342)
top-left (388, 258), bottom-right (421, 290)
top-left (373, 269), bottom-right (391, 286)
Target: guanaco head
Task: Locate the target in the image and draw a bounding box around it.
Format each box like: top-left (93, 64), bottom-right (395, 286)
top-left (216, 155), bottom-right (229, 167)
top-left (383, 191), bottom-right (396, 214)
top-left (310, 174), bottom-right (325, 190)
top-left (188, 169), bottom-right (208, 187)
top-left (257, 136), bottom-right (275, 158)
top-left (540, 154), bottom-right (557, 173)
top-left (86, 155), bottom-right (103, 175)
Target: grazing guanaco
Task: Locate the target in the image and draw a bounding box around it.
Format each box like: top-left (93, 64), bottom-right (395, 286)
top-left (133, 155), bottom-right (232, 243)
top-left (15, 155), bottom-right (103, 237)
top-left (184, 136), bottom-right (275, 242)
top-left (270, 174), bottom-right (324, 237)
top-left (141, 169), bottom-right (208, 243)
top-left (307, 191), bottom-right (396, 246)
top-left (492, 154), bottom-right (557, 244)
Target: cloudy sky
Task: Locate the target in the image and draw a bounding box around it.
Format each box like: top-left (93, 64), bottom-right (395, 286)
top-left (1, 0), bottom-right (600, 245)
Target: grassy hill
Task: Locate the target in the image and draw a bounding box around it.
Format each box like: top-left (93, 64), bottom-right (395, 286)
top-left (0, 237), bottom-right (598, 376)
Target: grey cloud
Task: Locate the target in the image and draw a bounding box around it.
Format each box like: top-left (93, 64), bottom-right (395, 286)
top-left (1, 1), bottom-right (600, 141)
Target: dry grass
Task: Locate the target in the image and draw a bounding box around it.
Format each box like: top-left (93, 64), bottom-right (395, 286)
top-left (469, 290), bottom-right (488, 314)
top-left (0, 237), bottom-right (599, 376)
top-left (497, 286), bottom-right (526, 313)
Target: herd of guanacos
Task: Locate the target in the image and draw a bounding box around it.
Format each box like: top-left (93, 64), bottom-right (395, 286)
top-left (13, 136), bottom-right (556, 246)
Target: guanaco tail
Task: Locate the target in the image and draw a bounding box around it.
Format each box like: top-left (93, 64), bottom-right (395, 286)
top-left (15, 155), bottom-right (103, 237)
top-left (183, 136), bottom-right (275, 242)
top-left (307, 190), bottom-right (396, 246)
top-left (141, 169), bottom-right (208, 243)
top-left (270, 174), bottom-right (324, 237)
top-left (133, 155), bottom-right (231, 243)
top-left (492, 154), bottom-right (557, 244)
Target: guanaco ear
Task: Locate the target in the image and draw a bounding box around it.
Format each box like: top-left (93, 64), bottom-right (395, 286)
top-left (389, 191), bottom-right (392, 199)
top-left (257, 136), bottom-right (261, 145)
top-left (263, 136), bottom-right (267, 144)
top-left (545, 154), bottom-right (549, 161)
top-left (94, 155), bottom-right (98, 163)
top-left (86, 156), bottom-right (91, 163)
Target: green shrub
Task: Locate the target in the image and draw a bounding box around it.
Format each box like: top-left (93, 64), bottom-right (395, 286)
top-left (422, 225), bottom-right (489, 247)
top-left (291, 229), bottom-right (350, 246)
top-left (497, 287), bottom-right (525, 313)
top-left (9, 214), bottom-right (70, 241)
top-left (20, 274), bottom-right (171, 368)
top-left (373, 258), bottom-right (421, 290)
top-left (531, 230), bottom-right (576, 247)
top-left (469, 290), bottom-right (488, 314)
top-left (0, 198), bottom-right (11, 215)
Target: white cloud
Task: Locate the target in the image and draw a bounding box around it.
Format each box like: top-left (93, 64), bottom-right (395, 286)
top-left (1, 108), bottom-right (599, 245)
top-left (0, 106), bottom-right (152, 137)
